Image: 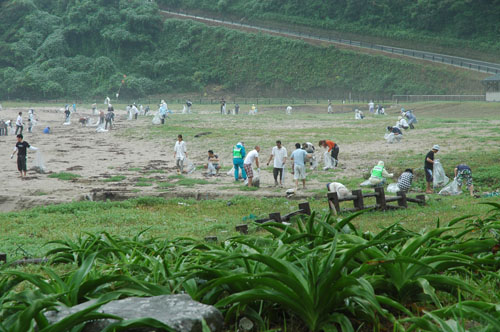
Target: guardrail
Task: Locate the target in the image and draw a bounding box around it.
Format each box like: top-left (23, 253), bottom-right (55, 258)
top-left (161, 9), bottom-right (500, 75)
top-left (393, 95), bottom-right (485, 102)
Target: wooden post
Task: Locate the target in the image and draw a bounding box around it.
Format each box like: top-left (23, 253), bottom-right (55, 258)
top-left (397, 191), bottom-right (408, 208)
top-left (235, 224), bottom-right (248, 234)
top-left (0, 253), bottom-right (6, 263)
top-left (416, 194), bottom-right (426, 206)
top-left (375, 187), bottom-right (386, 210)
top-left (298, 202), bottom-right (311, 215)
top-left (327, 192), bottom-right (340, 214)
top-left (269, 212), bottom-right (282, 223)
top-left (352, 189), bottom-right (364, 210)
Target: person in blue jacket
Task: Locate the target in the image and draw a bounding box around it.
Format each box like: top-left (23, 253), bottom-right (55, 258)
top-left (232, 142), bottom-right (247, 181)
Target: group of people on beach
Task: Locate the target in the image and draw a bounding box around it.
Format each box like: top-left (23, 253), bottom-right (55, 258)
top-left (5, 100), bottom-right (476, 198)
top-left (362, 144), bottom-right (475, 197)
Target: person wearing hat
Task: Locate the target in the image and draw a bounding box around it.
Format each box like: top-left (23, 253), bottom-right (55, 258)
top-left (396, 116), bottom-right (409, 130)
top-left (232, 141), bottom-right (247, 181)
top-left (425, 145), bottom-right (440, 194)
top-left (404, 109), bottom-right (417, 129)
top-left (368, 161), bottom-right (393, 187)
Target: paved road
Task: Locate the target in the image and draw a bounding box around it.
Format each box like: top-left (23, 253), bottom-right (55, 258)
top-left (161, 10), bottom-right (500, 75)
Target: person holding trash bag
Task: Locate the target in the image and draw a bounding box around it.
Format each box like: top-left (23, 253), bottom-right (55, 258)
top-left (243, 146), bottom-right (260, 187)
top-left (424, 145), bottom-right (440, 194)
top-left (319, 139), bottom-right (339, 168)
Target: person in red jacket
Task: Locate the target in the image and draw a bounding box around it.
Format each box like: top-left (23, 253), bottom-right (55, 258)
top-left (319, 140), bottom-right (339, 167)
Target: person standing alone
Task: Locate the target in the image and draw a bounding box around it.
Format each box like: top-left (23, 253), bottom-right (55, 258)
top-left (105, 104), bottom-right (114, 130)
top-left (15, 112), bottom-right (23, 135)
top-left (267, 140), bottom-right (287, 187)
top-left (174, 134), bottom-right (187, 174)
top-left (11, 134), bottom-right (30, 177)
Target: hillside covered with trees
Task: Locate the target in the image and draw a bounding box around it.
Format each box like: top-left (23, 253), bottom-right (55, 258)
top-left (159, 0), bottom-right (500, 59)
top-left (0, 0), bottom-right (487, 100)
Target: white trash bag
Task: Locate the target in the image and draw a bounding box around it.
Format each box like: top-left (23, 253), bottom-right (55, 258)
top-left (96, 121), bottom-right (107, 132)
top-left (281, 165), bottom-right (287, 185)
top-left (252, 168), bottom-right (260, 187)
top-left (185, 159), bottom-right (195, 174)
top-left (439, 179), bottom-right (462, 196)
top-left (226, 166), bottom-right (235, 176)
top-left (152, 112), bottom-right (161, 125)
top-left (29, 146), bottom-right (46, 173)
top-left (360, 179), bottom-right (373, 187)
top-left (384, 133), bottom-right (395, 143)
top-left (207, 162), bottom-right (217, 175)
top-left (433, 159), bottom-right (449, 188)
top-left (323, 151), bottom-right (336, 169)
top-left (387, 183), bottom-right (400, 193)
top-left (311, 156), bottom-right (318, 170)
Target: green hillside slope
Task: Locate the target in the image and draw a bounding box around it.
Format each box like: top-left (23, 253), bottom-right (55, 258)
top-left (158, 0), bottom-right (500, 61)
top-left (0, 0), bottom-right (486, 100)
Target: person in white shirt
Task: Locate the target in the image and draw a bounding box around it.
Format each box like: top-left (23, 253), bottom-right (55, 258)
top-left (396, 116), bottom-right (409, 130)
top-left (368, 101), bottom-right (374, 113)
top-left (286, 106), bottom-right (292, 115)
top-left (266, 140), bottom-right (288, 187)
top-left (132, 104), bottom-right (139, 120)
top-left (326, 182), bottom-right (350, 199)
top-left (15, 112), bottom-right (23, 135)
top-left (243, 146), bottom-right (260, 187)
top-left (173, 134), bottom-right (187, 174)
top-left (327, 100), bottom-right (333, 114)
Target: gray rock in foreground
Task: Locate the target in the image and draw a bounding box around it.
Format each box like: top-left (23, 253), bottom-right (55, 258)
top-left (45, 294), bottom-right (223, 332)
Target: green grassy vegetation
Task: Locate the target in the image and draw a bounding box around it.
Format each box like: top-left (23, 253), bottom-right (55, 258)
top-left (176, 178), bottom-right (211, 187)
top-left (1, 201), bottom-right (500, 331)
top-left (156, 182), bottom-right (175, 189)
top-left (0, 0), bottom-right (487, 102)
top-left (134, 182), bottom-right (153, 187)
top-left (102, 175), bottom-right (126, 182)
top-left (47, 172), bottom-right (81, 181)
top-left (0, 196), bottom-right (307, 259)
top-left (158, 0), bottom-right (500, 61)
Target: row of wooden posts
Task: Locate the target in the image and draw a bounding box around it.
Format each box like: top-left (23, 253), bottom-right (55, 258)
top-left (0, 189), bottom-right (426, 262)
top-left (213, 187), bottom-right (426, 240)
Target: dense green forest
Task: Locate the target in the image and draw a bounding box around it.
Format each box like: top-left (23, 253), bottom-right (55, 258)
top-left (0, 0), bottom-right (486, 100)
top-left (159, 0), bottom-right (500, 56)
